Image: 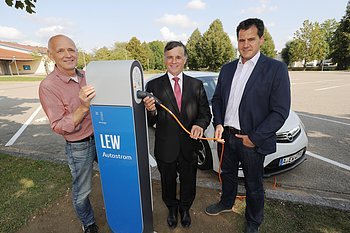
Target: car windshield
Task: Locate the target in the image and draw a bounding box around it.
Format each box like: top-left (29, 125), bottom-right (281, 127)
top-left (194, 75), bottom-right (218, 105)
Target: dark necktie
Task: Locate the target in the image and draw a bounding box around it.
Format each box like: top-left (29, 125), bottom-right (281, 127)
top-left (172, 77), bottom-right (182, 111)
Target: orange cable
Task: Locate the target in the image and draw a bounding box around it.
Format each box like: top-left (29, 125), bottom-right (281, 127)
top-left (159, 103), bottom-right (246, 200)
top-left (160, 104), bottom-right (225, 183)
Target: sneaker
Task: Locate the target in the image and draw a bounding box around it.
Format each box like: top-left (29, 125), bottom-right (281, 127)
top-left (205, 202), bottom-right (232, 216)
top-left (83, 223), bottom-right (99, 233)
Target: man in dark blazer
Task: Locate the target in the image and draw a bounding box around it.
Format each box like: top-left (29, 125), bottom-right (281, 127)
top-left (143, 41), bottom-right (211, 229)
top-left (205, 18), bottom-right (291, 233)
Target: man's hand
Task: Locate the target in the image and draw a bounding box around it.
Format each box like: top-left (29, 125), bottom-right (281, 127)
top-left (143, 96), bottom-right (156, 112)
top-left (235, 134), bottom-right (255, 148)
top-left (79, 85), bottom-right (96, 109)
top-left (190, 125), bottom-right (203, 139)
top-left (214, 124), bottom-right (225, 144)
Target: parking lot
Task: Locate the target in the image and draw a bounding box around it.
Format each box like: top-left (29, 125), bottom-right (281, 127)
top-left (0, 71), bottom-right (349, 210)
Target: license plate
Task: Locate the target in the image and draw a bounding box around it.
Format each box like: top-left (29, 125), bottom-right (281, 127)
top-left (279, 150), bottom-right (304, 166)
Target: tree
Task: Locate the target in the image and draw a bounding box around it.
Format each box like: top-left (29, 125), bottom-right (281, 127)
top-left (186, 29), bottom-right (204, 70)
top-left (260, 29), bottom-right (276, 58)
top-left (92, 47), bottom-right (113, 60)
top-left (141, 42), bottom-right (153, 70)
top-left (112, 42), bottom-right (131, 60)
top-left (331, 2), bottom-right (350, 70)
top-left (77, 50), bottom-right (92, 69)
top-left (126, 37), bottom-right (148, 69)
top-left (321, 19), bottom-right (339, 59)
top-left (5, 0), bottom-right (36, 14)
top-left (281, 41), bottom-right (294, 66)
top-left (201, 19), bottom-right (235, 71)
top-left (290, 20), bottom-right (328, 68)
top-left (148, 40), bottom-right (165, 71)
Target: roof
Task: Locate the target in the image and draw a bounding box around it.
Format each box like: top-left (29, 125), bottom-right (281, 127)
top-left (0, 41), bottom-right (47, 61)
top-left (0, 41), bottom-right (47, 54)
top-left (0, 48), bottom-right (36, 61)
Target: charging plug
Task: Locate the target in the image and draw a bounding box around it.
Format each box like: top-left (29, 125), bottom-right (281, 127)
top-left (136, 90), bottom-right (162, 105)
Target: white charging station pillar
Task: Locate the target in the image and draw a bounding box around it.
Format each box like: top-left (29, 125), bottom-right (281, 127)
top-left (86, 60), bottom-right (153, 233)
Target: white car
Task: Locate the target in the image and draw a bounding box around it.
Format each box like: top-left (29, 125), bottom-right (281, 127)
top-left (146, 71), bottom-right (308, 177)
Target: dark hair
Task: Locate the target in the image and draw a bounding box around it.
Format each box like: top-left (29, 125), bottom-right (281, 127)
top-left (164, 41), bottom-right (188, 57)
top-left (236, 18), bottom-right (264, 38)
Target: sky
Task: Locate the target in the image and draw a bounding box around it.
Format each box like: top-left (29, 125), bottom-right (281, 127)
top-left (0, 0), bottom-right (348, 53)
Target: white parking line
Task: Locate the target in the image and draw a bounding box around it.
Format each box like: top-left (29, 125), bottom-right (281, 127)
top-left (291, 80), bottom-right (340, 85)
top-left (307, 151), bottom-right (350, 171)
top-left (5, 105), bottom-right (42, 146)
top-left (315, 84), bottom-right (350, 91)
top-left (297, 113), bottom-right (350, 127)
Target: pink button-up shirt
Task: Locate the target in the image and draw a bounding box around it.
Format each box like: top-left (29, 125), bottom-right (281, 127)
top-left (39, 66), bottom-right (93, 142)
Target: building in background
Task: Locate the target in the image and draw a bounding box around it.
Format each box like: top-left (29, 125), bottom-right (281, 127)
top-left (0, 41), bottom-right (54, 75)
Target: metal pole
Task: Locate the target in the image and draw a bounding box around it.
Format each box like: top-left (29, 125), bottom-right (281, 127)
top-left (13, 56), bottom-right (19, 75)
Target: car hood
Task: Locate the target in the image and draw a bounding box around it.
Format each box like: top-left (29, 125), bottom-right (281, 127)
top-left (277, 110), bottom-right (301, 133)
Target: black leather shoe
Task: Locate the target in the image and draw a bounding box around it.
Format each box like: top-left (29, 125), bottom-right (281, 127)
top-left (167, 207), bottom-right (178, 229)
top-left (180, 209), bottom-right (191, 228)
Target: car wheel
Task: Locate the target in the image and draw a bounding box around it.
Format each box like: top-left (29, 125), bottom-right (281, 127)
top-left (196, 139), bottom-right (213, 170)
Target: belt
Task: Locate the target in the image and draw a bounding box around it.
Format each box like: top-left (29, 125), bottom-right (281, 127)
top-left (224, 126), bottom-right (242, 135)
top-left (66, 135), bottom-right (94, 143)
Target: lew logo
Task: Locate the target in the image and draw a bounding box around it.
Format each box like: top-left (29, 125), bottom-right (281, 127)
top-left (100, 134), bottom-right (120, 150)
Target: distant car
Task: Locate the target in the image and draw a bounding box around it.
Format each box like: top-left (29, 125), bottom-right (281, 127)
top-left (145, 71), bottom-right (308, 177)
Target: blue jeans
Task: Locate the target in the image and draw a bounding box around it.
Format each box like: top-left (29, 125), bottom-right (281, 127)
top-left (65, 138), bottom-right (97, 227)
top-left (220, 130), bottom-right (265, 228)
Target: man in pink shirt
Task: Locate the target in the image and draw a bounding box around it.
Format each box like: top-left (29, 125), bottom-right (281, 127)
top-left (39, 35), bottom-right (98, 233)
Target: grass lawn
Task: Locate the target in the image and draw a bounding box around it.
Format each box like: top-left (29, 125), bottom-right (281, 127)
top-left (0, 75), bottom-right (45, 81)
top-left (0, 154), bottom-right (71, 233)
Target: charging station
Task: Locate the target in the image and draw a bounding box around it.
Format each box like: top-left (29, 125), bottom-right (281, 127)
top-left (86, 60), bottom-right (153, 233)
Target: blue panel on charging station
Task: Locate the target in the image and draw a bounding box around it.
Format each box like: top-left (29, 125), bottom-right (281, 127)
top-left (90, 105), bottom-right (143, 233)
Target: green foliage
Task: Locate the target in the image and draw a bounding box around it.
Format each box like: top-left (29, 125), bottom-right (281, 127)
top-left (187, 28), bottom-right (204, 70)
top-left (290, 20), bottom-right (328, 66)
top-left (77, 49), bottom-right (91, 69)
top-left (5, 0), bottom-right (36, 14)
top-left (148, 40), bottom-right (165, 71)
top-left (141, 42), bottom-right (153, 70)
top-left (92, 46), bottom-right (113, 60)
top-left (201, 19), bottom-right (235, 71)
top-left (331, 3), bottom-right (350, 70)
top-left (321, 19), bottom-right (339, 58)
top-left (112, 42), bottom-right (131, 60)
top-left (0, 154), bottom-right (71, 232)
top-left (260, 29), bottom-right (276, 58)
top-left (281, 41), bottom-right (293, 66)
top-left (126, 37), bottom-right (147, 67)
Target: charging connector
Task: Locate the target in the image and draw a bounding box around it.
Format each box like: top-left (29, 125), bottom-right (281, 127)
top-left (136, 90), bottom-right (162, 105)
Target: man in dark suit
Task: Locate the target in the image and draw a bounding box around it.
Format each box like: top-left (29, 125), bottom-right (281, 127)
top-left (143, 41), bottom-right (211, 229)
top-left (205, 18), bottom-right (291, 233)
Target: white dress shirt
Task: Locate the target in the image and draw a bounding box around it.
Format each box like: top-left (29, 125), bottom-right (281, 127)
top-left (168, 72), bottom-right (183, 93)
top-left (224, 52), bottom-right (260, 130)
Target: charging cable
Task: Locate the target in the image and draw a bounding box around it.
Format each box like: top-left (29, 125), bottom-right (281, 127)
top-left (137, 91), bottom-right (226, 181)
top-left (137, 90), bottom-right (247, 200)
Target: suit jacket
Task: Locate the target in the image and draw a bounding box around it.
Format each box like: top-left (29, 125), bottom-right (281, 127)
top-left (212, 54), bottom-right (291, 155)
top-left (146, 73), bottom-right (212, 163)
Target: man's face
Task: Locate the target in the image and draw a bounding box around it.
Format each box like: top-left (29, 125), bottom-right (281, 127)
top-left (164, 46), bottom-right (187, 77)
top-left (48, 36), bottom-right (78, 74)
top-left (237, 25), bottom-right (264, 63)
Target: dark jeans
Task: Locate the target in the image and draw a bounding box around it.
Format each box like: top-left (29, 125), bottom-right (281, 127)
top-left (220, 130), bottom-right (265, 227)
